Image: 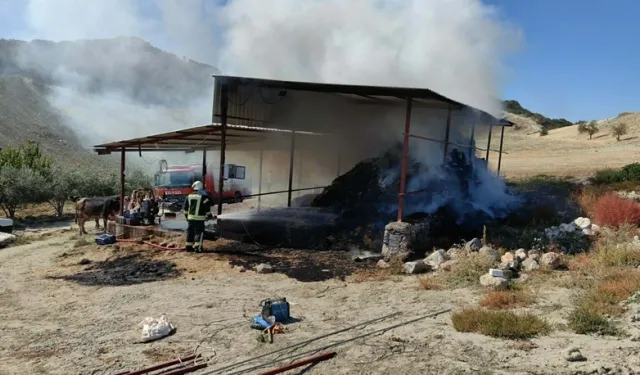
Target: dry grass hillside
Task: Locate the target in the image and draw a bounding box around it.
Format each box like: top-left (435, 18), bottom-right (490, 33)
top-left (482, 111), bottom-right (640, 179)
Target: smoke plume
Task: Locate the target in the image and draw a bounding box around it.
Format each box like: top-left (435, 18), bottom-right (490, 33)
top-left (11, 0), bottom-right (522, 214)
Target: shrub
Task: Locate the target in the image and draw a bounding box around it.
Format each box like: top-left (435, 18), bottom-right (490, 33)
top-left (539, 128), bottom-right (549, 136)
top-left (567, 307), bottom-right (620, 335)
top-left (417, 275), bottom-right (441, 290)
top-left (593, 193), bottom-right (640, 228)
top-left (479, 289), bottom-right (535, 309)
top-left (591, 168), bottom-right (624, 185)
top-left (452, 308), bottom-right (550, 339)
top-left (441, 253), bottom-right (495, 289)
top-left (621, 163), bottom-right (640, 181)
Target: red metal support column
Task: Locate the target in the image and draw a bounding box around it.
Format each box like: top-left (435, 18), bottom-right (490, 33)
top-left (442, 107), bottom-right (452, 164)
top-left (120, 147), bottom-right (125, 215)
top-left (485, 123), bottom-right (493, 165)
top-left (397, 98), bottom-right (413, 222)
top-left (217, 83), bottom-right (229, 216)
top-left (497, 125), bottom-right (506, 175)
top-left (287, 130), bottom-right (296, 207)
top-left (257, 147), bottom-right (263, 210)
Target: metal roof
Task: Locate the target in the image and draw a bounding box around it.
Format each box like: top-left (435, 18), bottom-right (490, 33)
top-left (211, 74), bottom-right (514, 127)
top-left (93, 123), bottom-right (329, 154)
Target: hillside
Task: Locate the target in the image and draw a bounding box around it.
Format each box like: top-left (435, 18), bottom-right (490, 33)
top-left (0, 37), bottom-right (219, 164)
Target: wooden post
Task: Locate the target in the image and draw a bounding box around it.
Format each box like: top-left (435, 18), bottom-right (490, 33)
top-left (397, 98), bottom-right (413, 222)
top-left (287, 131), bottom-right (296, 207)
top-left (497, 125), bottom-right (506, 175)
top-left (120, 147), bottom-right (125, 215)
top-left (442, 107), bottom-right (452, 165)
top-left (468, 120), bottom-right (476, 160)
top-left (217, 83), bottom-right (229, 216)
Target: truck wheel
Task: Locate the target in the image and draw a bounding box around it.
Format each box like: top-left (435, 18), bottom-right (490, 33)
top-left (234, 191), bottom-right (243, 203)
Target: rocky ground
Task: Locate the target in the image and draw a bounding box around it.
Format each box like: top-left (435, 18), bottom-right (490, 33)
top-left (2, 221), bottom-right (640, 375)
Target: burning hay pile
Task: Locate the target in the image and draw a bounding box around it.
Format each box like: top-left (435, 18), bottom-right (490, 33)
top-left (311, 144), bottom-right (519, 256)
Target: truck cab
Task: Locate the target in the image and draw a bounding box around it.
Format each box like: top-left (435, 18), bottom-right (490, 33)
top-left (154, 162), bottom-right (251, 212)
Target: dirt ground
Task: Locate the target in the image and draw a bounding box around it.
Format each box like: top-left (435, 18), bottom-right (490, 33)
top-left (1, 229), bottom-right (640, 375)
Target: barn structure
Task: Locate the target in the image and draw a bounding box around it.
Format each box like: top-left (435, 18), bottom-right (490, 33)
top-left (94, 74), bottom-right (513, 225)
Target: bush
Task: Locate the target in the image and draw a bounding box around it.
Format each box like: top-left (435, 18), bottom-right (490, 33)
top-left (593, 193), bottom-right (640, 228)
top-left (567, 307), bottom-right (620, 335)
top-left (0, 167), bottom-right (50, 218)
top-left (479, 288), bottom-right (535, 309)
top-left (441, 253), bottom-right (495, 289)
top-left (539, 128), bottom-right (549, 136)
top-left (452, 308), bottom-right (550, 339)
top-left (578, 121), bottom-right (599, 139)
top-left (621, 163), bottom-right (640, 181)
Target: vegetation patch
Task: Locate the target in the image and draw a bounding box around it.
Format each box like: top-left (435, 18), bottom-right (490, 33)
top-left (440, 253), bottom-right (495, 289)
top-left (479, 288), bottom-right (535, 309)
top-left (592, 193), bottom-right (640, 228)
top-left (452, 307), bottom-right (550, 339)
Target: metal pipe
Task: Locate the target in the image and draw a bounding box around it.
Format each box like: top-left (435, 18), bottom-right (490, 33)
top-left (442, 107), bottom-right (452, 165)
top-left (162, 364), bottom-right (207, 375)
top-left (258, 147), bottom-right (263, 210)
top-left (485, 123), bottom-right (493, 164)
top-left (202, 311), bottom-right (402, 375)
top-left (257, 352), bottom-right (337, 375)
top-left (118, 355), bottom-right (198, 375)
top-left (120, 147), bottom-right (125, 215)
top-left (497, 125), bottom-right (506, 175)
top-left (217, 83), bottom-right (229, 216)
top-left (468, 120), bottom-right (476, 159)
top-left (407, 134), bottom-right (507, 154)
top-left (202, 149), bottom-right (207, 189)
top-left (241, 186), bottom-right (327, 199)
top-left (397, 98), bottom-right (413, 222)
top-left (287, 130), bottom-right (296, 207)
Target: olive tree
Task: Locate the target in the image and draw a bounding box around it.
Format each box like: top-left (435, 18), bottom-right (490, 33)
top-left (578, 121), bottom-right (599, 140)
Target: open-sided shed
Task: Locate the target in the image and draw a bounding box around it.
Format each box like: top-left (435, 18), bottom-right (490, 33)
top-left (94, 74), bottom-right (513, 220)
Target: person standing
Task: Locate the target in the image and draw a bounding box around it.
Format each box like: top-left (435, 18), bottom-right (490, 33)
top-left (183, 181), bottom-right (213, 252)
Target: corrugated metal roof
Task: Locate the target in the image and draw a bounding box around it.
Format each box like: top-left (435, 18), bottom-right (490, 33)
top-left (211, 74), bottom-right (513, 127)
top-left (93, 123), bottom-right (329, 154)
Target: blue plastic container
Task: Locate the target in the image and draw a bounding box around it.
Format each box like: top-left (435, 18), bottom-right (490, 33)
top-left (95, 234), bottom-right (116, 246)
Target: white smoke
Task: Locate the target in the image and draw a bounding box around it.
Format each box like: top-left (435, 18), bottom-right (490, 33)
top-left (12, 0), bottom-right (523, 214)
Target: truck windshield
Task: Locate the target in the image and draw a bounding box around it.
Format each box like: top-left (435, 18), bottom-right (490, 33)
top-left (155, 171), bottom-right (193, 187)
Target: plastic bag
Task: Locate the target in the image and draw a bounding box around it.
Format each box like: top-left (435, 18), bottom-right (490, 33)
top-left (139, 315), bottom-right (175, 342)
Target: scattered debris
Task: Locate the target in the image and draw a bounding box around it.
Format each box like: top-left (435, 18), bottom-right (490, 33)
top-left (255, 263), bottom-right (274, 274)
top-left (139, 315), bottom-right (176, 343)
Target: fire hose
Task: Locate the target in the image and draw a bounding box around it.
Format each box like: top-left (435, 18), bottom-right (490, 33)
top-left (116, 238), bottom-right (186, 251)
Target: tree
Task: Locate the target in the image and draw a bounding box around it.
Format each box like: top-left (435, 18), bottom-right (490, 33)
top-left (47, 167), bottom-right (82, 216)
top-left (0, 167), bottom-right (49, 219)
top-left (611, 122), bottom-right (629, 141)
top-left (578, 121), bottom-right (599, 140)
top-left (540, 127), bottom-right (549, 136)
top-left (0, 141), bottom-right (52, 176)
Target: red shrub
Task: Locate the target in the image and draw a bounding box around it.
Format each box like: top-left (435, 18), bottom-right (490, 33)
top-left (593, 193), bottom-right (640, 228)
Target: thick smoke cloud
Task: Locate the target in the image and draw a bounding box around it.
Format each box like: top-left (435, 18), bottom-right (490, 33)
top-left (14, 0), bottom-right (523, 214)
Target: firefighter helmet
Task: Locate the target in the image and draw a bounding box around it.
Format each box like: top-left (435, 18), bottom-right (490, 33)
top-left (192, 181), bottom-right (204, 190)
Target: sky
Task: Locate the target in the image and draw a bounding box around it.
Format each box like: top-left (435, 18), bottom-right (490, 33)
top-left (0, 0), bottom-right (638, 122)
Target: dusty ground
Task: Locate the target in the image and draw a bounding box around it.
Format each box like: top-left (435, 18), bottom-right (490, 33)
top-left (1, 230), bottom-right (640, 375)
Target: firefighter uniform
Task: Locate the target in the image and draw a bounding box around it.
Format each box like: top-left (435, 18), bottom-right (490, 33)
top-left (182, 181), bottom-right (213, 252)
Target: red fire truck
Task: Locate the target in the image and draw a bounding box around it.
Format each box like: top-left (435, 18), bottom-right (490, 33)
top-left (154, 161), bottom-right (251, 212)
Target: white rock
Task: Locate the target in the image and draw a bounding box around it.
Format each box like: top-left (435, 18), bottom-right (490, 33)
top-left (424, 249), bottom-right (449, 270)
top-left (0, 232), bottom-right (16, 248)
top-left (515, 249), bottom-right (528, 261)
top-left (564, 347), bottom-right (586, 362)
top-left (479, 273), bottom-right (508, 290)
top-left (522, 258), bottom-right (541, 272)
top-left (541, 252), bottom-right (562, 270)
top-left (376, 259), bottom-right (390, 269)
top-left (582, 228), bottom-right (596, 236)
top-left (479, 246), bottom-right (500, 262)
top-left (403, 260), bottom-right (429, 275)
top-left (255, 263), bottom-right (274, 274)
top-left (574, 217), bottom-right (592, 230)
top-left (591, 224), bottom-right (600, 233)
top-left (501, 252), bottom-right (516, 263)
top-left (465, 238), bottom-right (482, 252)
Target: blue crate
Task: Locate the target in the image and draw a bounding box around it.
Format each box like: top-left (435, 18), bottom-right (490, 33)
top-left (95, 234), bottom-right (116, 246)
top-left (260, 298), bottom-right (290, 323)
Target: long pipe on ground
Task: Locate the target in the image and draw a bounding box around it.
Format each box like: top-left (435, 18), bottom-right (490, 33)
top-left (257, 352), bottom-right (337, 375)
top-left (220, 308), bottom-right (451, 375)
top-left (113, 354), bottom-right (198, 375)
top-left (200, 311), bottom-right (403, 375)
top-left (117, 238), bottom-right (185, 251)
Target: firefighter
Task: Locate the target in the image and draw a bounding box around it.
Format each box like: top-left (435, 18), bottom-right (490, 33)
top-left (182, 181), bottom-right (213, 252)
